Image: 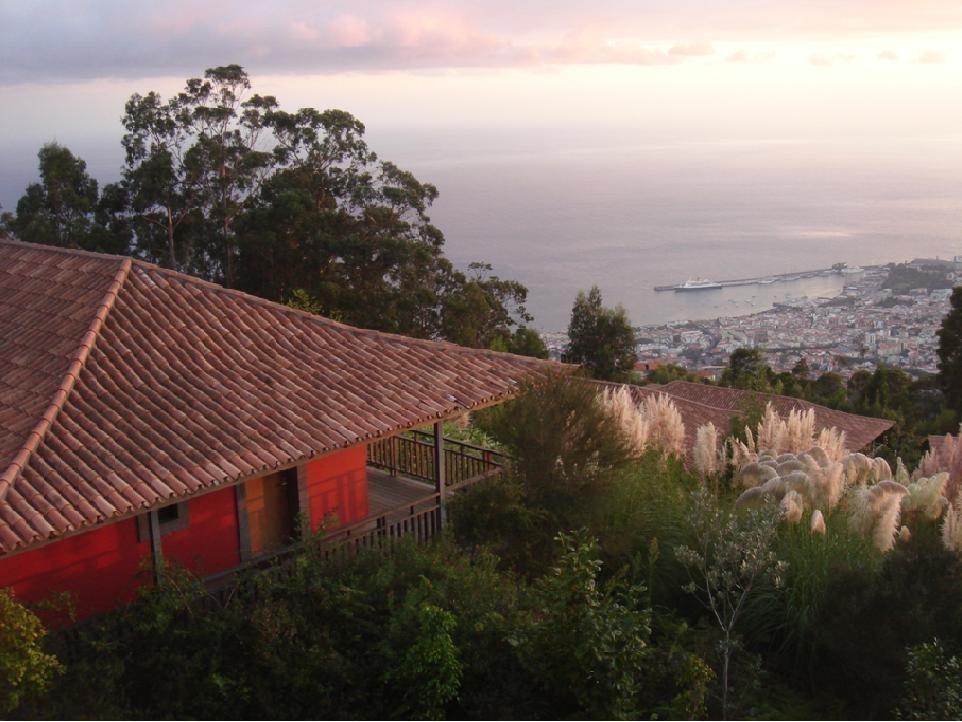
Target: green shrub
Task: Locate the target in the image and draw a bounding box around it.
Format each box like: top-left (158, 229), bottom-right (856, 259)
top-left (807, 521), bottom-right (962, 717)
top-left (512, 529), bottom-right (652, 720)
top-left (0, 589), bottom-right (62, 714)
top-left (896, 639), bottom-right (962, 720)
top-left (473, 373), bottom-right (636, 531)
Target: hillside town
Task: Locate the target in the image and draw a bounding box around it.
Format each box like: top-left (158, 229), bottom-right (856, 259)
top-left (544, 258), bottom-right (962, 379)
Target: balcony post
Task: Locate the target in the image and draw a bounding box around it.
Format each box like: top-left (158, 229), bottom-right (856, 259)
top-left (296, 463), bottom-right (311, 538)
top-left (147, 510), bottom-right (164, 586)
top-left (235, 483), bottom-right (252, 562)
top-left (433, 421), bottom-right (446, 529)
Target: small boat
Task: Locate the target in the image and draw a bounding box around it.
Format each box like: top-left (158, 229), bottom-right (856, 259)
top-left (675, 277), bottom-right (722, 291)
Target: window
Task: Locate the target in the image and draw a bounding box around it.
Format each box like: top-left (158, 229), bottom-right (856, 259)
top-left (157, 503), bottom-right (181, 526)
top-left (137, 501), bottom-right (189, 541)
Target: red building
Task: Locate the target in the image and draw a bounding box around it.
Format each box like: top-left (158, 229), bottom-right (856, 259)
top-left (0, 240), bottom-right (549, 620)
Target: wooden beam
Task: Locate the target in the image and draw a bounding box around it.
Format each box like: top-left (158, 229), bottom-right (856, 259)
top-left (235, 483), bottom-right (252, 562)
top-left (147, 510), bottom-right (163, 586)
top-left (296, 463), bottom-right (311, 537)
top-left (433, 421), bottom-right (446, 528)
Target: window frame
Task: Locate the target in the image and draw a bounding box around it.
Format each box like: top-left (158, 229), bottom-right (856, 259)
top-left (137, 501), bottom-right (190, 541)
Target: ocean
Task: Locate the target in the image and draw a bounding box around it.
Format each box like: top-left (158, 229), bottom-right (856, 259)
top-left (4, 127), bottom-right (962, 330)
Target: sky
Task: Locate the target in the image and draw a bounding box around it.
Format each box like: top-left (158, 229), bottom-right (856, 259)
top-left (4, 1), bottom-right (962, 326)
top-left (2, 0), bottom-right (962, 142)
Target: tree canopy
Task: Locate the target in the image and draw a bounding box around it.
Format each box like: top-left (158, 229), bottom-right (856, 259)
top-left (3, 65), bottom-right (535, 351)
top-left (938, 287), bottom-right (962, 415)
top-left (565, 286), bottom-right (638, 381)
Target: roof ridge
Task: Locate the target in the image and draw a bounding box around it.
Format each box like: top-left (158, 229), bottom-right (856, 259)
top-left (589, 379), bottom-right (748, 416)
top-left (136, 259), bottom-right (555, 364)
top-left (3, 238), bottom-right (556, 366)
top-left (0, 255), bottom-right (133, 500)
top-left (0, 237), bottom-right (135, 263)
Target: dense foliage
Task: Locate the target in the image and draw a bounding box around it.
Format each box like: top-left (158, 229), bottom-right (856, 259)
top-left (565, 285), bottom-right (638, 381)
top-left (937, 287), bottom-right (962, 416)
top-left (7, 376), bottom-right (962, 719)
top-left (0, 590), bottom-right (61, 714)
top-left (0, 65), bottom-right (537, 352)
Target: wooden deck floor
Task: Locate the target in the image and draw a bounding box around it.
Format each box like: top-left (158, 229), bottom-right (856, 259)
top-left (367, 467), bottom-right (437, 516)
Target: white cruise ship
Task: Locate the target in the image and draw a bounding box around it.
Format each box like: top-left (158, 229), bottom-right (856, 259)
top-left (676, 277), bottom-right (723, 291)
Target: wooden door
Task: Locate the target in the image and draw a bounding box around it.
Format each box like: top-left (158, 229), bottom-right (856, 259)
top-left (246, 469), bottom-right (298, 556)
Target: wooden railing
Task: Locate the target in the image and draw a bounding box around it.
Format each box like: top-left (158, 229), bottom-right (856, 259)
top-left (205, 493), bottom-right (442, 595)
top-left (205, 434), bottom-right (508, 593)
top-left (317, 491), bottom-right (441, 562)
top-left (367, 430), bottom-right (510, 489)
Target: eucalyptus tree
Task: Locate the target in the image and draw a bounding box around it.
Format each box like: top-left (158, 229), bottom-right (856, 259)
top-left (120, 65), bottom-right (276, 284)
top-left (238, 108), bottom-right (531, 341)
top-left (9, 64), bottom-right (535, 348)
top-left (10, 143), bottom-right (99, 249)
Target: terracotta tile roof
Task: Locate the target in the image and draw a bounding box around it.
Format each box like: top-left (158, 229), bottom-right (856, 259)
top-left (623, 383), bottom-right (737, 457)
top-left (0, 240), bottom-right (555, 556)
top-left (595, 379), bottom-right (893, 460)
top-left (658, 381), bottom-right (893, 452)
top-left (929, 434), bottom-right (950, 458)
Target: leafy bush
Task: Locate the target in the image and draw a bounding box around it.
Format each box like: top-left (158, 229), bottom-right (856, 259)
top-left (676, 489), bottom-right (786, 718)
top-left (0, 589), bottom-right (62, 714)
top-left (807, 521), bottom-right (962, 717)
top-left (511, 529), bottom-right (652, 720)
top-left (474, 373), bottom-right (636, 526)
top-left (448, 474), bottom-right (549, 573)
top-left (896, 639), bottom-right (962, 720)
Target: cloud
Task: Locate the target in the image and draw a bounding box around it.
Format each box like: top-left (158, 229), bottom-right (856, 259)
top-left (726, 49), bottom-right (775, 63)
top-left (549, 34), bottom-right (721, 67)
top-left (2, 0), bottom-right (962, 84)
top-left (915, 49), bottom-right (946, 63)
top-left (668, 41), bottom-right (714, 57)
top-left (878, 49), bottom-right (899, 60)
top-left (808, 52), bottom-right (856, 67)
top-left (328, 15), bottom-right (374, 47)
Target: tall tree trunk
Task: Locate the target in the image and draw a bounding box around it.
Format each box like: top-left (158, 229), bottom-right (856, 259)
top-left (167, 207), bottom-right (176, 271)
top-left (722, 631), bottom-right (731, 720)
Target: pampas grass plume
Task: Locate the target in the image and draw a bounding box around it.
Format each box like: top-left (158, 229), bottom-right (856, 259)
top-left (811, 509), bottom-right (827, 535)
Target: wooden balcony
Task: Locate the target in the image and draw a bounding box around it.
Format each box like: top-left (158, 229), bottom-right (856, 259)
top-left (315, 431), bottom-right (510, 560)
top-left (366, 429), bottom-right (510, 491)
top-left (205, 430), bottom-right (509, 593)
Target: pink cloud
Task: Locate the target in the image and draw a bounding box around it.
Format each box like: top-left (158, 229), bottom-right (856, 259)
top-left (916, 50), bottom-right (945, 63)
top-left (328, 14), bottom-right (373, 48)
top-left (808, 52), bottom-right (856, 67)
top-left (878, 49), bottom-right (899, 60)
top-left (669, 41), bottom-right (714, 57)
top-left (551, 29), bottom-right (707, 66)
top-left (14, 0), bottom-right (962, 84)
top-left (289, 20), bottom-right (321, 42)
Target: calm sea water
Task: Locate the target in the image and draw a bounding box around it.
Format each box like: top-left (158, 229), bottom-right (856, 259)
top-left (4, 128), bottom-right (962, 330)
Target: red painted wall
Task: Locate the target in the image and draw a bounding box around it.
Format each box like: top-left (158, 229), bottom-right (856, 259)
top-left (0, 450), bottom-right (366, 621)
top-left (305, 446), bottom-right (369, 531)
top-left (0, 518), bottom-right (150, 622)
top-left (162, 487), bottom-right (240, 577)
top-left (0, 486), bottom-right (241, 623)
